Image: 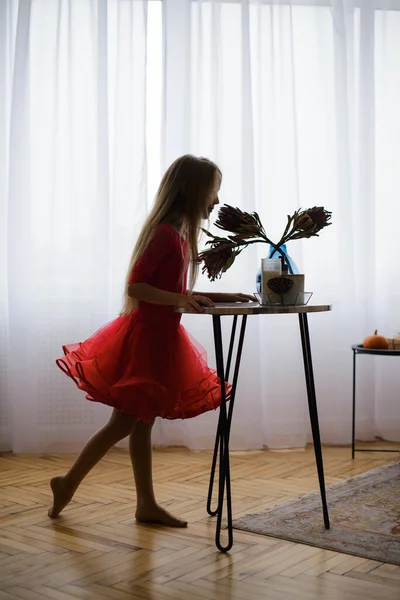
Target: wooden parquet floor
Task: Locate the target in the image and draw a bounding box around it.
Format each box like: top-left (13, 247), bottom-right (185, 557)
top-left (0, 444), bottom-right (399, 600)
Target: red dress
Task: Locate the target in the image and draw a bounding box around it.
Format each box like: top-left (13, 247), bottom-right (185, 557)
top-left (56, 223), bottom-right (229, 421)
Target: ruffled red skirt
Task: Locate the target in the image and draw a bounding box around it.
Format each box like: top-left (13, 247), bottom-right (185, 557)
top-left (56, 310), bottom-right (230, 421)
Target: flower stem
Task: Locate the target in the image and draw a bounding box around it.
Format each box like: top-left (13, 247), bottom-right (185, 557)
top-left (268, 243), bottom-right (293, 274)
top-left (236, 238), bottom-right (293, 275)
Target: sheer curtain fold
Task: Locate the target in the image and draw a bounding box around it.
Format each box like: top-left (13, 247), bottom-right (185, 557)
top-left (1, 0), bottom-right (399, 452)
top-left (1, 0), bottom-right (152, 452)
top-left (157, 0), bottom-right (400, 449)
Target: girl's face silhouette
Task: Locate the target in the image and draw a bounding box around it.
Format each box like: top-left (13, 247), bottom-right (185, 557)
top-left (203, 171), bottom-right (221, 219)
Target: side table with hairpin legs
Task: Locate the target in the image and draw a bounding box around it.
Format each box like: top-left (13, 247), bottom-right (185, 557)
top-left (351, 344), bottom-right (400, 459)
top-left (179, 302), bottom-right (332, 552)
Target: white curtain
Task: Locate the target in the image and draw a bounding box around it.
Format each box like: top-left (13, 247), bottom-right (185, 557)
top-left (156, 0), bottom-right (400, 450)
top-left (1, 0), bottom-right (161, 452)
top-left (1, 0), bottom-right (400, 453)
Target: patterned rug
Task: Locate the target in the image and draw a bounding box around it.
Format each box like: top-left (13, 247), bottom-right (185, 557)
top-left (233, 462), bottom-right (400, 565)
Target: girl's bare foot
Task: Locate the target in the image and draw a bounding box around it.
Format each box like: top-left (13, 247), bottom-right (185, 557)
top-left (135, 503), bottom-right (187, 528)
top-left (48, 476), bottom-right (74, 518)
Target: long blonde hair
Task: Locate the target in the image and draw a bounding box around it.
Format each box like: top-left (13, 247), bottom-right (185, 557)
top-left (121, 155), bottom-right (221, 315)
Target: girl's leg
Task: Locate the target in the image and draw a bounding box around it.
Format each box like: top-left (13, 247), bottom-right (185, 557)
top-left (129, 420), bottom-right (187, 527)
top-left (48, 408), bottom-right (136, 518)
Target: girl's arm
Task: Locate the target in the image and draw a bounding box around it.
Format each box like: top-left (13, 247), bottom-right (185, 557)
top-left (128, 283), bottom-right (214, 312)
top-left (192, 291), bottom-right (255, 303)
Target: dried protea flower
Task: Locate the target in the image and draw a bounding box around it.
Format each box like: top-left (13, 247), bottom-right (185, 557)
top-left (307, 206), bottom-right (332, 229)
top-left (293, 213), bottom-right (319, 236)
top-left (294, 207), bottom-right (332, 236)
top-left (198, 239), bottom-right (238, 281)
top-left (215, 205), bottom-right (265, 239)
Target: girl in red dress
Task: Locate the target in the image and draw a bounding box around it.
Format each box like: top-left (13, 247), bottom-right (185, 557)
top-left (49, 155), bottom-right (253, 526)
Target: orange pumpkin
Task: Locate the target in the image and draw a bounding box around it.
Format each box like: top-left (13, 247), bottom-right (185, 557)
top-left (362, 330), bottom-right (389, 350)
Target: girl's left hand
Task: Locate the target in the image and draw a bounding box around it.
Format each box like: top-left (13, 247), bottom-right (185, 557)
top-left (220, 293), bottom-right (256, 303)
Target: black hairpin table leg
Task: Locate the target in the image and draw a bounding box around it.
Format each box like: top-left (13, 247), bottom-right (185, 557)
top-left (207, 316), bottom-right (237, 518)
top-left (208, 314), bottom-right (247, 552)
top-left (298, 312), bottom-right (330, 529)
